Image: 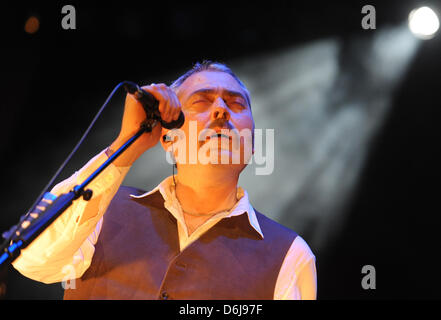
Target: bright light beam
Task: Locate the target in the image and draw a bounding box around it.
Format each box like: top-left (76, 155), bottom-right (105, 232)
top-left (408, 6), bottom-right (440, 39)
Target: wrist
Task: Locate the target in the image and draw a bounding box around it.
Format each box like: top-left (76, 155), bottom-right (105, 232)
top-left (107, 138), bottom-right (138, 167)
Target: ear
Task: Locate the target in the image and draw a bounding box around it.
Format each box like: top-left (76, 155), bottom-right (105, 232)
top-left (159, 127), bottom-right (172, 152)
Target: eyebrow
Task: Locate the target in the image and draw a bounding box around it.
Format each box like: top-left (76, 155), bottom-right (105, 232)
top-left (188, 88), bottom-right (248, 103)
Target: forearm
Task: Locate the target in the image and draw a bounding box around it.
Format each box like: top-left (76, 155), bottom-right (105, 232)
top-left (12, 149), bottom-right (131, 283)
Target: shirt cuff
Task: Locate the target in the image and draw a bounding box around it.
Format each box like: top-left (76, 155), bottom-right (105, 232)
top-left (51, 149), bottom-right (130, 237)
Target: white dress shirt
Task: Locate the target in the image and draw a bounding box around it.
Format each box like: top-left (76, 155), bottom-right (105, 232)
top-left (12, 150), bottom-right (317, 299)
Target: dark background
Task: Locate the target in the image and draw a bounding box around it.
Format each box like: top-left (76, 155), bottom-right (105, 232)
top-left (0, 0), bottom-right (440, 299)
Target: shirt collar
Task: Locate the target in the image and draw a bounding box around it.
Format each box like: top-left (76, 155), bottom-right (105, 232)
top-left (130, 176), bottom-right (263, 239)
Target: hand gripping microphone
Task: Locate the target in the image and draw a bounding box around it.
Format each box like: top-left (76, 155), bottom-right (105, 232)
top-left (122, 81), bottom-right (185, 130)
top-left (0, 81), bottom-right (185, 267)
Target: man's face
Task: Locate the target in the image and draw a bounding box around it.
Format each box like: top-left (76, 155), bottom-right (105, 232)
top-left (165, 70), bottom-right (254, 169)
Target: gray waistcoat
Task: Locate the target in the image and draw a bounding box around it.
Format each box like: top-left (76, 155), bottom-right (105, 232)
top-left (63, 186), bottom-right (297, 300)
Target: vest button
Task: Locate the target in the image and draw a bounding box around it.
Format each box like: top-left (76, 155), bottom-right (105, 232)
top-left (175, 261), bottom-right (187, 269)
top-left (160, 291), bottom-right (169, 300)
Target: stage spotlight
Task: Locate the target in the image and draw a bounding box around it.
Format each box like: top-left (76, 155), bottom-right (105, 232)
top-left (24, 16), bottom-right (40, 34)
top-left (408, 6), bottom-right (439, 39)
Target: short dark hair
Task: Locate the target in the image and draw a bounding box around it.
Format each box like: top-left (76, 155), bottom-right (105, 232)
top-left (170, 60), bottom-right (251, 107)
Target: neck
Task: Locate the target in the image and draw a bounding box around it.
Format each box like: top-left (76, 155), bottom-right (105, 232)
top-left (175, 165), bottom-right (240, 216)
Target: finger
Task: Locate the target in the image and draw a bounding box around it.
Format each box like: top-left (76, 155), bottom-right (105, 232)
top-left (163, 99), bottom-right (173, 123)
top-left (143, 84), bottom-right (167, 119)
top-left (155, 88), bottom-right (170, 122)
top-left (172, 95), bottom-right (181, 120)
top-left (165, 88), bottom-right (181, 121)
top-left (158, 84), bottom-right (173, 122)
top-left (141, 83), bottom-right (165, 106)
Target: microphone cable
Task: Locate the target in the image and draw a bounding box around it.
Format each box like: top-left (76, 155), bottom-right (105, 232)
top-left (2, 81), bottom-right (126, 240)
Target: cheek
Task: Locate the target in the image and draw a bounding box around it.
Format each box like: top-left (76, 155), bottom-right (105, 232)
top-left (181, 112), bottom-right (211, 140)
top-left (184, 110), bottom-right (210, 123)
top-left (231, 114), bottom-right (255, 149)
top-left (231, 113), bottom-right (254, 131)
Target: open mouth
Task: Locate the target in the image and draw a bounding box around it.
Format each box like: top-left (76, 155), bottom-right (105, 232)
top-left (209, 133), bottom-right (231, 140)
top-left (199, 130), bottom-right (233, 142)
top-left (198, 128), bottom-right (240, 146)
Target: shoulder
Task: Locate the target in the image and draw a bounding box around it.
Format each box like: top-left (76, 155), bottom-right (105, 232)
top-left (253, 209), bottom-right (316, 266)
top-left (105, 185), bottom-right (165, 221)
top-left (288, 235), bottom-right (316, 268)
top-left (111, 185), bottom-right (164, 205)
top-left (113, 185), bottom-right (146, 199)
top-left (254, 209), bottom-right (298, 242)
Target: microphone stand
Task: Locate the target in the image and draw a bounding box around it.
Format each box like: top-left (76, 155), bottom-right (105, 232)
top-left (0, 120), bottom-right (155, 267)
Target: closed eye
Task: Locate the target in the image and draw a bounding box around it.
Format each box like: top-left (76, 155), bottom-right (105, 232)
top-left (192, 99), bottom-right (209, 104)
top-left (229, 100), bottom-right (247, 109)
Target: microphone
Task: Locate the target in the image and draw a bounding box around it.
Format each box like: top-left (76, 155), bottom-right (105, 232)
top-left (122, 81), bottom-right (185, 129)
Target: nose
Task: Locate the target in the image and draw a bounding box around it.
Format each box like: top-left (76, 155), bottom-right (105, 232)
top-left (211, 97), bottom-right (230, 121)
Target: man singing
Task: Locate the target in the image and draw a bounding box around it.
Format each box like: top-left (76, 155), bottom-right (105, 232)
top-left (12, 61), bottom-right (317, 299)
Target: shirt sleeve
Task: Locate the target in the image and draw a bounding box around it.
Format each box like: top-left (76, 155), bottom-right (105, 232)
top-left (11, 149), bottom-right (131, 284)
top-left (273, 235), bottom-right (317, 300)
